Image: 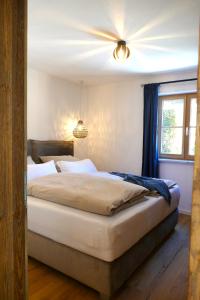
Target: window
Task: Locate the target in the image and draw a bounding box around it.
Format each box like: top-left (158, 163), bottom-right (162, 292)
top-left (158, 93), bottom-right (197, 160)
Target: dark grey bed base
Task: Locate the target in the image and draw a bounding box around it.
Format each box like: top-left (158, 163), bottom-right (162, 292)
top-left (28, 209), bottom-right (178, 300)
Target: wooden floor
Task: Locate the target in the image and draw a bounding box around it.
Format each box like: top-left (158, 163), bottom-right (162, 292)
top-left (28, 214), bottom-right (190, 300)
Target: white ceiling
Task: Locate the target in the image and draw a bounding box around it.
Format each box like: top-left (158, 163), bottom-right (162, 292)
top-left (28, 0), bottom-right (200, 84)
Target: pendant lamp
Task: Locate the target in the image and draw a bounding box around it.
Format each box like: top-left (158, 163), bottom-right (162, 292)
top-left (73, 81), bottom-right (88, 139)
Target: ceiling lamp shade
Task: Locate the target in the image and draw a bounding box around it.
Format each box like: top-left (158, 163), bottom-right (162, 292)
top-left (113, 40), bottom-right (130, 62)
top-left (73, 120), bottom-right (88, 138)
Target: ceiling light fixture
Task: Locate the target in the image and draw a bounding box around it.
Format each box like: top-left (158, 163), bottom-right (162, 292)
top-left (113, 40), bottom-right (130, 62)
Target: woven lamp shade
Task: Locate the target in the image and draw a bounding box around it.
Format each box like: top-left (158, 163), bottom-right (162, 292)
top-left (73, 120), bottom-right (88, 138)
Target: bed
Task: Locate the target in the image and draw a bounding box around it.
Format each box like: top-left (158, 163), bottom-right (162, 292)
top-left (27, 139), bottom-right (180, 300)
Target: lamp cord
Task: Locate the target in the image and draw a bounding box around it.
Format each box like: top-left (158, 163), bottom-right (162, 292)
top-left (80, 80), bottom-right (84, 120)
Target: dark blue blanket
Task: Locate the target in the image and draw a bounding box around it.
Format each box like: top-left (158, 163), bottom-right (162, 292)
top-left (110, 172), bottom-right (171, 204)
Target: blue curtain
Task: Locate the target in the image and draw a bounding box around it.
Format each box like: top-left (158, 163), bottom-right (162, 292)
top-left (142, 84), bottom-right (159, 178)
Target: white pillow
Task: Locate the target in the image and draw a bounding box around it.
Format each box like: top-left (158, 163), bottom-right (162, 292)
top-left (40, 155), bottom-right (79, 163)
top-left (27, 156), bottom-right (35, 164)
top-left (57, 159), bottom-right (97, 173)
top-left (27, 160), bottom-right (57, 182)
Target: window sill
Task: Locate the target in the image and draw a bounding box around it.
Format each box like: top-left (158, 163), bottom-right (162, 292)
top-left (159, 158), bottom-right (194, 165)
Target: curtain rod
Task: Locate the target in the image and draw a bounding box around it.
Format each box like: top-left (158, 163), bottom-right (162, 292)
top-left (141, 77), bottom-right (197, 87)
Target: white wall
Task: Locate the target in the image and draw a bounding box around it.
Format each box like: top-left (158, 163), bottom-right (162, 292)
top-left (27, 68), bottom-right (86, 157)
top-left (28, 68), bottom-right (80, 140)
top-left (86, 80), bottom-right (144, 174)
top-left (85, 69), bottom-right (197, 213)
top-left (159, 160), bottom-right (193, 214)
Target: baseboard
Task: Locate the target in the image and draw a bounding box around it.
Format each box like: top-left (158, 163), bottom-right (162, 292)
top-left (179, 209), bottom-right (191, 215)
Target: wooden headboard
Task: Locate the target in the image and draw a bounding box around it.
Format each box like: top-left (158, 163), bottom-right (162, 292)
top-left (27, 140), bottom-right (74, 163)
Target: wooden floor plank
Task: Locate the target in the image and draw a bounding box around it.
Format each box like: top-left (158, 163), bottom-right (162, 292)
top-left (28, 214), bottom-right (190, 300)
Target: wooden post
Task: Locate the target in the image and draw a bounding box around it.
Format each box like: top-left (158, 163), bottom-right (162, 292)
top-left (188, 28), bottom-right (200, 300)
top-left (0, 0), bottom-right (27, 299)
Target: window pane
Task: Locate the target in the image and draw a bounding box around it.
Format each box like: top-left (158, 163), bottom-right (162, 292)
top-left (162, 99), bottom-right (184, 127)
top-left (189, 128), bottom-right (196, 156)
top-left (190, 98), bottom-right (197, 126)
top-left (161, 128), bottom-right (183, 155)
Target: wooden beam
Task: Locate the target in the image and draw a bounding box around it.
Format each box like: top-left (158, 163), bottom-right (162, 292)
top-left (0, 0), bottom-right (27, 299)
top-left (188, 28), bottom-right (200, 299)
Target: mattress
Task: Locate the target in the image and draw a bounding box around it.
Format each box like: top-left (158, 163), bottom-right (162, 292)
top-left (27, 185), bottom-right (180, 262)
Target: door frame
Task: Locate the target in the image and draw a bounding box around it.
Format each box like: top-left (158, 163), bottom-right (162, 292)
top-left (0, 1), bottom-right (27, 299)
top-left (188, 28), bottom-right (200, 300)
